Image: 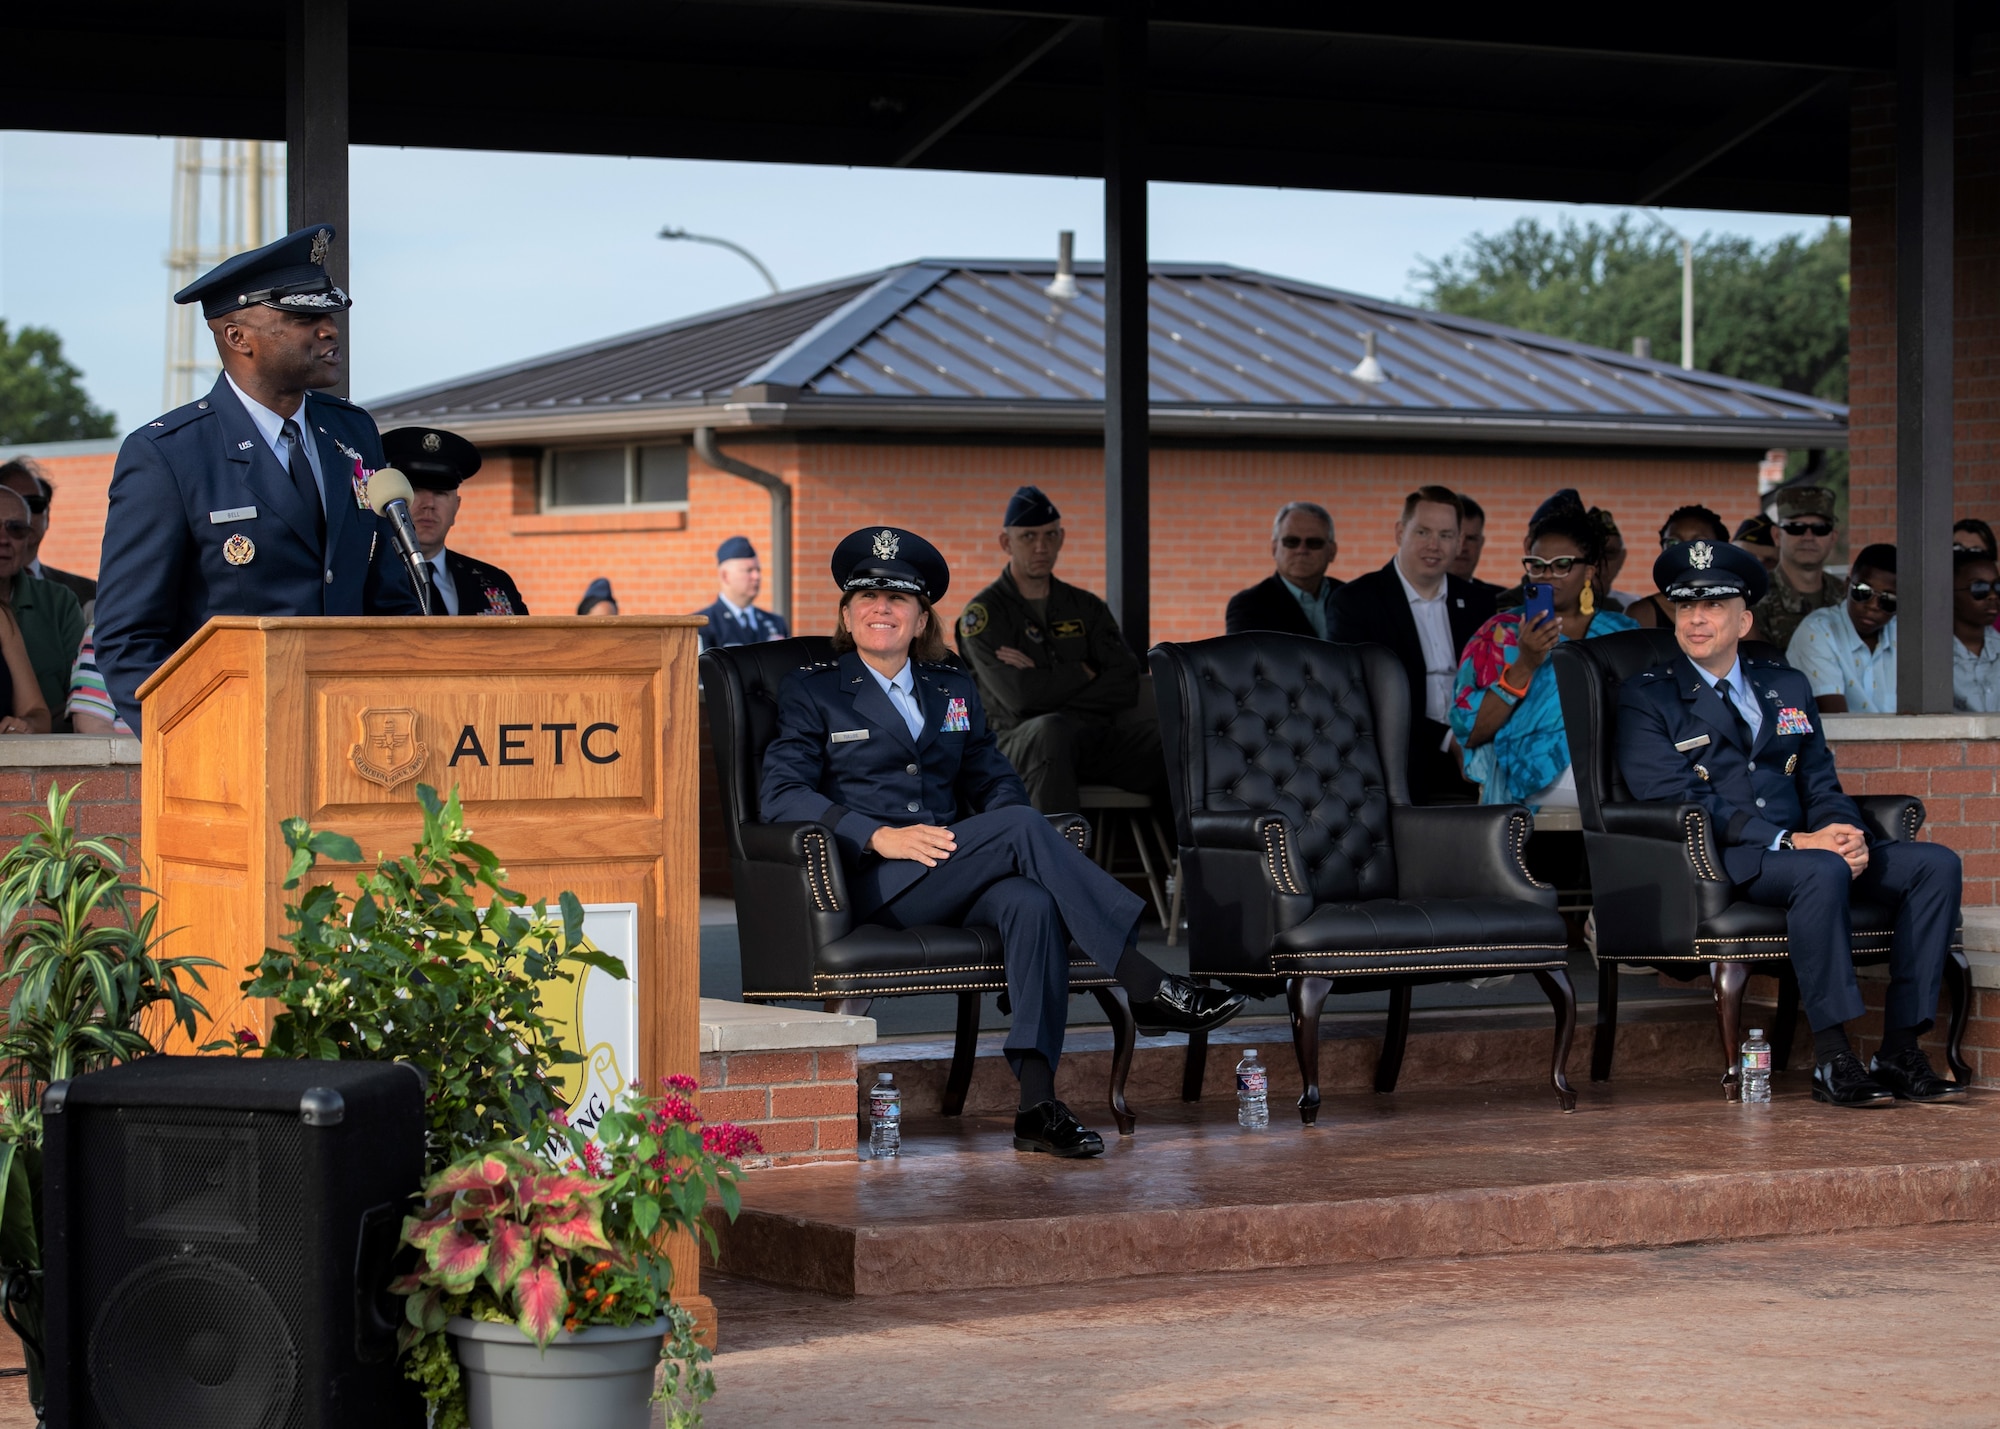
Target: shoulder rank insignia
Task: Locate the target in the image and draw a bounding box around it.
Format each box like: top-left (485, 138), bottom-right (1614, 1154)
top-left (1785, 754), bottom-right (1798, 776)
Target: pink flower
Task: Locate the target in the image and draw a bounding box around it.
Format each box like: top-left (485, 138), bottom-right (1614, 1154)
top-left (656, 1094), bottom-right (701, 1127)
top-left (581, 1141), bottom-right (608, 1176)
top-left (701, 1123), bottom-right (762, 1159)
top-left (665, 1073), bottom-right (699, 1096)
top-left (234, 1028), bottom-right (261, 1048)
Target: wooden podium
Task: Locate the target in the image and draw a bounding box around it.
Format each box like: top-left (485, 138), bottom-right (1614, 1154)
top-left (137, 615), bottom-right (709, 1321)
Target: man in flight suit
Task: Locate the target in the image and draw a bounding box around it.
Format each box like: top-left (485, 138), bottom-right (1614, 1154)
top-left (955, 485), bottom-right (1166, 814)
top-left (95, 225), bottom-right (422, 731)
top-left (1617, 538), bottom-right (1963, 1108)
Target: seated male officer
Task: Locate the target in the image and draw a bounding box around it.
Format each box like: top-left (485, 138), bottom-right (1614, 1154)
top-left (955, 485), bottom-right (1166, 814)
top-left (380, 426), bottom-right (527, 615)
top-left (1617, 538), bottom-right (1964, 1108)
top-left (696, 536), bottom-right (789, 650)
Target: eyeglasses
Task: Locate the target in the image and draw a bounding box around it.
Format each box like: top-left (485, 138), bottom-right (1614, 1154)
top-left (0, 521), bottom-right (28, 540)
top-left (1849, 581), bottom-right (1898, 613)
top-left (1963, 581), bottom-right (1998, 600)
top-left (1954, 544), bottom-right (1993, 557)
top-left (1279, 535), bottom-right (1329, 550)
top-left (1779, 521), bottom-right (1834, 538)
top-left (1520, 555), bottom-right (1580, 575)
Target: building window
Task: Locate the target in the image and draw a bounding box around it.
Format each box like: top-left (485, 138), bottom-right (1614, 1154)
top-left (543, 442), bottom-right (689, 509)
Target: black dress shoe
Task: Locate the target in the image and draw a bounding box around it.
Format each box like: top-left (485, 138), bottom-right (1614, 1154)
top-left (1131, 975), bottom-right (1248, 1036)
top-left (1869, 1044), bottom-right (1967, 1102)
top-left (1811, 1050), bottom-right (1896, 1108)
top-left (1013, 1100), bottom-right (1104, 1158)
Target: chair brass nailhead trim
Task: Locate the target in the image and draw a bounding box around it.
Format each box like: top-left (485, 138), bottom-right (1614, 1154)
top-left (1510, 811), bottom-right (1552, 889)
top-left (1905, 805), bottom-right (1923, 841)
top-left (1694, 932), bottom-right (1896, 949)
top-left (802, 827), bottom-right (842, 913)
top-left (1683, 809), bottom-right (1723, 881)
top-left (1195, 958), bottom-right (1568, 977)
top-left (1272, 941), bottom-right (1570, 960)
top-left (1263, 821), bottom-right (1305, 895)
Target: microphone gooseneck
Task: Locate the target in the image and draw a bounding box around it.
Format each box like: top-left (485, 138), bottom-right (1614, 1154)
top-left (365, 467), bottom-right (434, 616)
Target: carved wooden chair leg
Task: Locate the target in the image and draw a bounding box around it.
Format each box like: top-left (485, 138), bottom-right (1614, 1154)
top-left (1712, 961), bottom-right (1751, 1098)
top-left (1945, 946), bottom-right (1975, 1085)
top-left (1591, 959), bottom-right (1620, 1083)
top-left (1534, 966), bottom-right (1579, 1111)
top-left (1287, 975), bottom-right (1334, 1125)
top-left (1374, 983), bottom-right (1413, 1094)
top-left (940, 990), bottom-right (982, 1117)
top-left (1182, 1029), bottom-right (1209, 1102)
top-left (1770, 969), bottom-right (1802, 1072)
top-left (1090, 986), bottom-right (1139, 1135)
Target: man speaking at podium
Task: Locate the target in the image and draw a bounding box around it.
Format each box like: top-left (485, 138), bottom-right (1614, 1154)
top-left (95, 225), bottom-right (423, 732)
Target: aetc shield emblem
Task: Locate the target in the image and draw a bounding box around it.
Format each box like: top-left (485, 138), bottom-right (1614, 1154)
top-left (350, 707), bottom-right (429, 789)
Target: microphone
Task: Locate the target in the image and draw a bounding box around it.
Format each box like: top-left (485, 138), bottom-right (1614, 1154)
top-left (366, 467), bottom-right (435, 616)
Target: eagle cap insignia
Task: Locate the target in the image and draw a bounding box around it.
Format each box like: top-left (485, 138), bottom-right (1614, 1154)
top-left (872, 528), bottom-right (900, 561)
top-left (422, 432), bottom-right (442, 453)
top-left (310, 228), bottom-right (331, 265)
top-left (1689, 541), bottom-right (1714, 570)
top-left (350, 707), bottom-right (428, 790)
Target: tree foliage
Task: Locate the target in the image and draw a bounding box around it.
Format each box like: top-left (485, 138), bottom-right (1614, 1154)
top-left (0, 321), bottom-right (116, 445)
top-left (1414, 214), bottom-right (1850, 402)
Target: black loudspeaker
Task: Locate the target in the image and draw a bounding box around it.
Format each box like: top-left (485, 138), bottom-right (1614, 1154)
top-left (42, 1057), bottom-right (427, 1429)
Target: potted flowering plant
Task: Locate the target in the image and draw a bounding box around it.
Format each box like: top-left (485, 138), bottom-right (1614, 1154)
top-left (394, 1074), bottom-right (760, 1429)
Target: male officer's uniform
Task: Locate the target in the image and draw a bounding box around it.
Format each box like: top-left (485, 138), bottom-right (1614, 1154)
top-left (955, 486), bottom-right (1166, 814)
top-left (95, 225), bottom-right (422, 731)
top-left (380, 426), bottom-right (528, 616)
top-left (695, 536), bottom-right (789, 650)
top-left (1617, 539), bottom-right (1963, 1105)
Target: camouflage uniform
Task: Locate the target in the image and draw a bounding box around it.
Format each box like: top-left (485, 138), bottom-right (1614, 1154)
top-left (1752, 486), bottom-right (1844, 651)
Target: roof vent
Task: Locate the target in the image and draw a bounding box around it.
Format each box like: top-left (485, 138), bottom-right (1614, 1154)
top-left (1632, 336), bottom-right (1652, 360)
top-left (1045, 231), bottom-right (1078, 302)
top-left (1350, 330), bottom-right (1387, 385)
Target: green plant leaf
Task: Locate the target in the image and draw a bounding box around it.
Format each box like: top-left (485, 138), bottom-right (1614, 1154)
top-left (309, 830), bottom-right (363, 864)
top-left (512, 1254), bottom-right (566, 1347)
top-left (558, 891), bottom-right (584, 950)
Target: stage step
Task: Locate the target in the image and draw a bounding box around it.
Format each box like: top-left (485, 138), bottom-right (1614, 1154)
top-left (708, 1076), bottom-right (2000, 1297)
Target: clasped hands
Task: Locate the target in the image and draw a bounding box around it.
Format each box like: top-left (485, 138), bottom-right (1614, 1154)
top-left (869, 823), bottom-right (957, 866)
top-left (1790, 823), bottom-right (1870, 879)
top-left (993, 644), bottom-right (1095, 679)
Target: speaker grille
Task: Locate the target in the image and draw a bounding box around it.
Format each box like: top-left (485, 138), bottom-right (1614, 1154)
top-left (88, 1255), bottom-right (298, 1429)
top-left (125, 1123), bottom-right (259, 1243)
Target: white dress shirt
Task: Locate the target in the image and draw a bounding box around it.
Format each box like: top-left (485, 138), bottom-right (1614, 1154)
top-left (862, 658), bottom-right (926, 740)
top-left (225, 372), bottom-right (326, 508)
top-left (1787, 606), bottom-right (1896, 714)
top-left (1395, 562), bottom-right (1456, 724)
top-left (1954, 632), bottom-right (2000, 712)
top-left (425, 552), bottom-right (460, 616)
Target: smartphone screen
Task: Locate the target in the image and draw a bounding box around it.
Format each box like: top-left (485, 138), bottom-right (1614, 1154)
top-left (1523, 583), bottom-right (1555, 625)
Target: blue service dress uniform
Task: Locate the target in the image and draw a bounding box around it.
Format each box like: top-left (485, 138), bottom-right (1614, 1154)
top-left (1617, 649), bottom-right (1960, 1034)
top-left (695, 598), bottom-right (789, 651)
top-left (758, 650), bottom-right (1144, 1071)
top-left (95, 376), bottom-right (424, 731)
top-left (437, 549), bottom-right (529, 616)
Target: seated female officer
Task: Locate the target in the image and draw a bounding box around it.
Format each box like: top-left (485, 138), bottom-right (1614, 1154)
top-left (760, 527), bottom-right (1245, 1158)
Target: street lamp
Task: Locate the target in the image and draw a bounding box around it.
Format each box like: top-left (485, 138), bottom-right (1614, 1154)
top-left (1651, 215), bottom-right (1696, 371)
top-left (657, 226), bottom-right (780, 294)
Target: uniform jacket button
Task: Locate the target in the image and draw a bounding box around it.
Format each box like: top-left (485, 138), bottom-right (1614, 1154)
top-left (1755, 798), bottom-right (1766, 808)
top-left (906, 763), bottom-right (919, 775)
top-left (325, 569), bottom-right (334, 583)
top-left (906, 801), bottom-right (920, 813)
top-left (1747, 761), bottom-right (1756, 771)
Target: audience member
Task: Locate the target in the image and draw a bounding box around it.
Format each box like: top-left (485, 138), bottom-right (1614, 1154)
top-left (1329, 485), bottom-right (1496, 803)
top-left (1225, 501), bottom-right (1341, 637)
top-left (381, 426), bottom-right (527, 616)
top-left (1788, 543), bottom-right (1897, 714)
top-left (1733, 513), bottom-right (1780, 575)
top-left (956, 485), bottom-right (1164, 815)
top-left (0, 486), bottom-right (82, 729)
top-left (0, 588), bottom-right (50, 735)
top-left (1952, 518), bottom-right (1996, 558)
top-left (696, 535), bottom-right (789, 650)
top-left (1448, 494), bottom-right (1504, 597)
top-left (577, 578), bottom-right (619, 616)
top-left (0, 459), bottom-right (98, 620)
top-left (1752, 486), bottom-right (1843, 648)
top-left (1450, 508), bottom-right (1638, 809)
top-left (1628, 506), bottom-right (1732, 629)
top-left (1952, 549), bottom-right (2000, 713)
top-left (66, 624), bottom-right (130, 735)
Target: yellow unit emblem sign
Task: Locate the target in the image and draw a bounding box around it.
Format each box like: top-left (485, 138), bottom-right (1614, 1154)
top-left (530, 902), bottom-right (640, 1157)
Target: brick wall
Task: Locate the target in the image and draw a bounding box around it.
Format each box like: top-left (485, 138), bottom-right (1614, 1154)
top-left (1847, 36), bottom-right (2000, 547)
top-left (697, 1046), bottom-right (859, 1168)
top-left (1824, 735), bottom-right (2000, 904)
top-left (0, 765), bottom-right (140, 846)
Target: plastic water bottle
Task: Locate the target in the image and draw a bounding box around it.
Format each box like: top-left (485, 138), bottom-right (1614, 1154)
top-left (868, 1072), bottom-right (901, 1158)
top-left (1740, 1029), bottom-right (1772, 1103)
top-left (1235, 1050), bottom-right (1269, 1129)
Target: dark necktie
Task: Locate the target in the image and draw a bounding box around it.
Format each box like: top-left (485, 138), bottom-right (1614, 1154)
top-left (425, 560), bottom-right (448, 616)
top-left (1717, 681), bottom-right (1755, 747)
top-left (279, 418), bottom-right (327, 550)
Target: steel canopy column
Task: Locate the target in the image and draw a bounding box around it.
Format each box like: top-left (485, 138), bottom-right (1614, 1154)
top-left (1103, 10), bottom-right (1149, 653)
top-left (1894, 1), bottom-right (1953, 713)
top-left (287, 0), bottom-right (350, 399)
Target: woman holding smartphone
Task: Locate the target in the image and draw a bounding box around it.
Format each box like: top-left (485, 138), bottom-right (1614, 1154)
top-left (1449, 507), bottom-right (1636, 810)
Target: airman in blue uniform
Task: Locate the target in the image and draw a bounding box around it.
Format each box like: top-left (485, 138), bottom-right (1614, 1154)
top-left (95, 225), bottom-right (421, 731)
top-left (695, 536), bottom-right (790, 650)
top-left (1617, 538), bottom-right (1963, 1108)
top-left (760, 526), bottom-right (1244, 1156)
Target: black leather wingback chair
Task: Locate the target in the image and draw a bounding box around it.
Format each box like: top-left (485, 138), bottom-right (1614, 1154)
top-left (1151, 633), bottom-right (1578, 1124)
top-left (702, 636), bottom-right (1140, 1133)
top-left (1551, 628), bottom-right (1970, 1090)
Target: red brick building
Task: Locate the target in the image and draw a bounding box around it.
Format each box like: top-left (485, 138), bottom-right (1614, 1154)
top-left (16, 260), bottom-right (1846, 641)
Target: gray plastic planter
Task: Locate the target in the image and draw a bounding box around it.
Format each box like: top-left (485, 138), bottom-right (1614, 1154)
top-left (447, 1315), bottom-right (667, 1429)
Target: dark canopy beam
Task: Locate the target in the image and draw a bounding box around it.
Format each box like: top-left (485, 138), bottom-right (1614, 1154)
top-left (891, 17), bottom-right (1083, 167)
top-left (1632, 73), bottom-right (1837, 205)
top-left (1102, 8), bottom-right (1148, 654)
top-left (286, 0), bottom-right (350, 398)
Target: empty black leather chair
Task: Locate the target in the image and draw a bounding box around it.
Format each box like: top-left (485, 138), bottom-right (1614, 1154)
top-left (702, 636), bottom-right (1140, 1133)
top-left (1551, 628), bottom-right (1970, 1089)
top-left (1151, 632), bottom-right (1577, 1124)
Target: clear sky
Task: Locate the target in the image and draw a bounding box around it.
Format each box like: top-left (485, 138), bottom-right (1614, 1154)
top-left (1, 129), bottom-right (1839, 435)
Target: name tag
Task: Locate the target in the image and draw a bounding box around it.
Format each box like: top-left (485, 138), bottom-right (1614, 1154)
top-left (1673, 735), bottom-right (1711, 753)
top-left (829, 729), bottom-right (870, 744)
top-left (209, 506), bottom-right (257, 524)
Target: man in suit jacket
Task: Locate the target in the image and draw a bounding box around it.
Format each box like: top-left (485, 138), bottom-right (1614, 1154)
top-left (695, 535), bottom-right (789, 650)
top-left (95, 225), bottom-right (423, 732)
top-left (1328, 485), bottom-right (1496, 802)
top-left (1618, 538), bottom-right (1962, 1109)
top-left (1225, 500), bottom-right (1343, 637)
top-left (381, 425), bottom-right (529, 616)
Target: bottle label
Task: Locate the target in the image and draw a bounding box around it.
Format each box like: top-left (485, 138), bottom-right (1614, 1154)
top-left (1742, 1047), bottom-right (1770, 1074)
top-left (870, 1095), bottom-right (900, 1122)
top-left (1236, 1071), bottom-right (1267, 1096)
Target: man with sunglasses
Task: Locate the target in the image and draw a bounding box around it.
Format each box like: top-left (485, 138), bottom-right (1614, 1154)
top-left (1787, 544), bottom-right (1898, 715)
top-left (1951, 548), bottom-right (2000, 712)
top-left (0, 460), bottom-right (97, 618)
top-left (1225, 501), bottom-right (1343, 637)
top-left (1750, 486), bottom-right (1844, 650)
